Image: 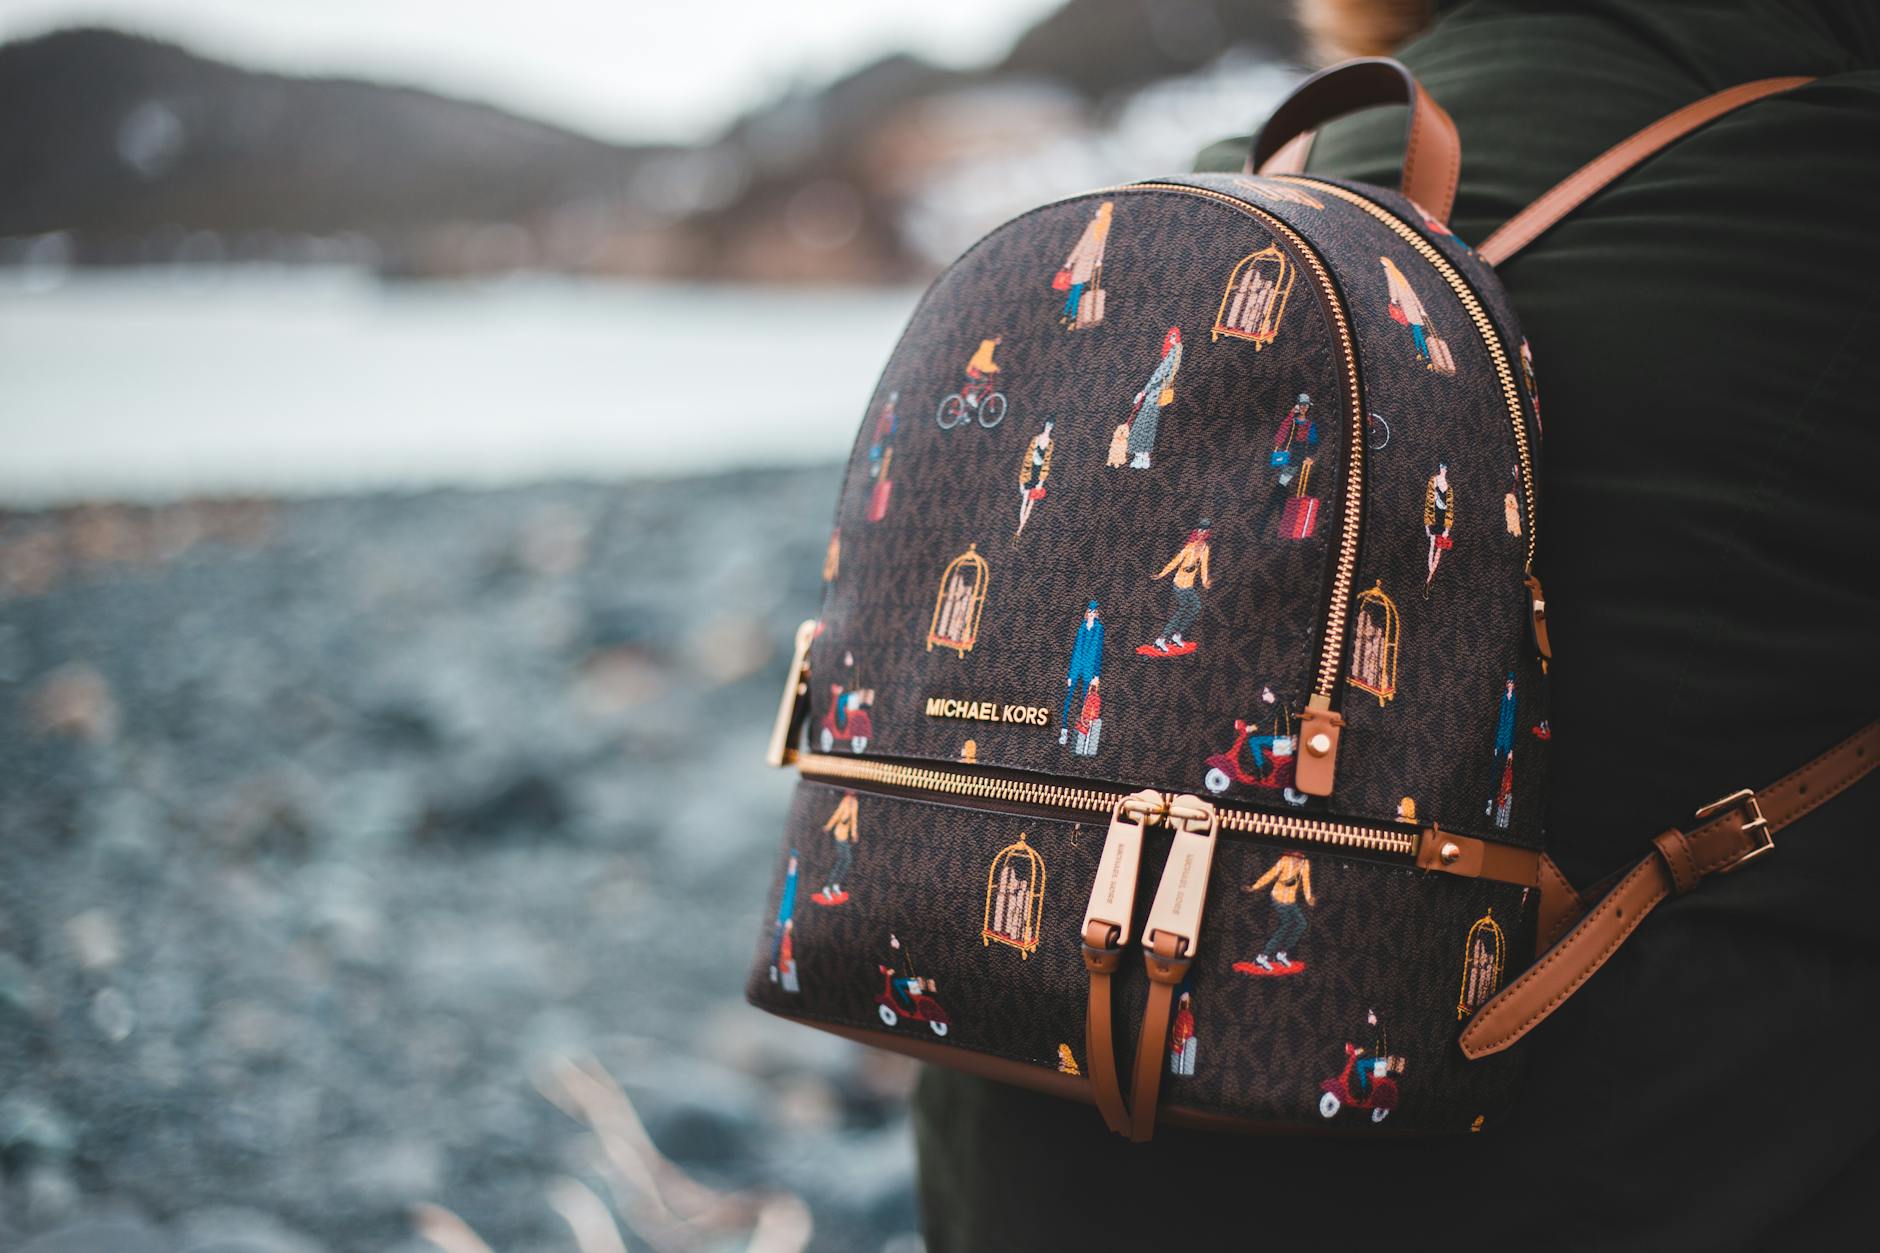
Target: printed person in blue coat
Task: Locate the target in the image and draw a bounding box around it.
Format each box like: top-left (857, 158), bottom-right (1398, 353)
top-left (1060, 600), bottom-right (1104, 747)
top-left (1488, 672), bottom-right (1518, 828)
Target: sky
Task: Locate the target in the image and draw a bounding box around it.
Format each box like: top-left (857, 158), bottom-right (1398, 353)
top-left (0, 0), bottom-right (1068, 144)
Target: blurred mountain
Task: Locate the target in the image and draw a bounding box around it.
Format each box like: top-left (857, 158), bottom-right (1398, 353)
top-left (0, 1), bottom-right (1301, 282)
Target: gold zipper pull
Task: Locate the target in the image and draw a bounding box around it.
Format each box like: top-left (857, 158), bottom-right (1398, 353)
top-left (1081, 790), bottom-right (1163, 952)
top-left (1524, 574), bottom-right (1552, 673)
top-left (1141, 794), bottom-right (1219, 963)
top-left (1295, 695), bottom-right (1345, 797)
top-left (764, 619), bottom-right (817, 768)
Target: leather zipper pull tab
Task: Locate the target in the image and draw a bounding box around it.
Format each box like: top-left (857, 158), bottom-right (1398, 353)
top-left (1524, 573), bottom-right (1551, 673)
top-left (1130, 794), bottom-right (1219, 1142)
top-left (765, 619), bottom-right (817, 767)
top-left (1082, 790), bottom-right (1162, 1138)
top-left (1295, 695), bottom-right (1344, 797)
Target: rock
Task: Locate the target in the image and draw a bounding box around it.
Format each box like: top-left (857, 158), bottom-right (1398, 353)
top-left (90, 987), bottom-right (136, 1043)
top-left (418, 771), bottom-right (570, 846)
top-left (27, 663), bottom-right (119, 743)
top-left (333, 1137), bottom-right (444, 1203)
top-left (65, 909), bottom-right (124, 970)
top-left (175, 1207), bottom-right (329, 1253)
top-left (21, 1164), bottom-right (80, 1228)
top-left (0, 1094), bottom-right (77, 1166)
top-left (0, 953), bottom-right (48, 1024)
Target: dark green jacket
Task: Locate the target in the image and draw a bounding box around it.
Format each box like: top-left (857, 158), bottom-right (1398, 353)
top-left (916, 5), bottom-right (1880, 1249)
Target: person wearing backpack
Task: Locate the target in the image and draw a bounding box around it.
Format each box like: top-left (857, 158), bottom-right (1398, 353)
top-left (901, 3), bottom-right (1878, 1249)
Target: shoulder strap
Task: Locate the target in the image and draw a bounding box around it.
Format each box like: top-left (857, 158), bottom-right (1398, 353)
top-left (1459, 721), bottom-right (1878, 1058)
top-left (1476, 76), bottom-right (1814, 266)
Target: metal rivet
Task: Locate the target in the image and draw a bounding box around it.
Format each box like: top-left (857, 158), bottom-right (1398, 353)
top-left (1439, 841), bottom-right (1461, 864)
top-left (1307, 732), bottom-right (1332, 756)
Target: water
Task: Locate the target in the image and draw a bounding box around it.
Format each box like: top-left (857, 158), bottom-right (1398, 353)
top-left (0, 270), bottom-right (920, 503)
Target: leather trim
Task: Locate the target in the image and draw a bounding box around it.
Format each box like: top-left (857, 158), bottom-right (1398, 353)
top-left (763, 1010), bottom-right (1451, 1136)
top-left (1249, 57), bottom-right (1461, 224)
top-left (1081, 935), bottom-right (1132, 1135)
top-left (1533, 852), bottom-right (1584, 949)
top-left (1126, 933), bottom-right (1190, 1143)
top-left (1252, 129), bottom-right (1316, 176)
top-left (1459, 721), bottom-right (1877, 1059)
top-left (1475, 76), bottom-right (1814, 266)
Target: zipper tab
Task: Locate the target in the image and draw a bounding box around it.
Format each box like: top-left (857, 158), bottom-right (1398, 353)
top-left (1141, 794), bottom-right (1220, 961)
top-left (1294, 696), bottom-right (1345, 797)
top-left (764, 619), bottom-right (817, 768)
top-left (1082, 790), bottom-right (1163, 950)
top-left (1524, 574), bottom-right (1552, 673)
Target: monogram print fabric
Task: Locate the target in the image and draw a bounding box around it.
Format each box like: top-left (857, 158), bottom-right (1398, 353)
top-left (807, 176), bottom-right (1549, 849)
top-left (748, 783), bottom-right (1532, 1133)
top-left (756, 172), bottom-right (1554, 1134)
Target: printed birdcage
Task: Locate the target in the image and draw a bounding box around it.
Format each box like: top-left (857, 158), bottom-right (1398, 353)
top-left (1212, 244), bottom-right (1296, 348)
top-left (982, 833), bottom-right (1046, 957)
top-left (928, 543), bottom-right (989, 656)
top-left (1457, 908), bottom-right (1507, 1019)
top-left (1347, 581), bottom-right (1400, 705)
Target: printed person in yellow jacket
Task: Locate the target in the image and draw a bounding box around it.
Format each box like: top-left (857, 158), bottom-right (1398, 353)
top-left (1244, 850), bottom-right (1314, 973)
top-left (813, 791), bottom-right (859, 906)
top-left (1143, 519), bottom-right (1212, 656)
top-left (1016, 421), bottom-right (1053, 536)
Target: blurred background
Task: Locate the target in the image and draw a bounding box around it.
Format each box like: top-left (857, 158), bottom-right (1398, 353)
top-left (0, 2), bottom-right (1308, 1248)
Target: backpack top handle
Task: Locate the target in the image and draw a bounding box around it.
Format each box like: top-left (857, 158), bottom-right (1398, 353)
top-left (1248, 57), bottom-right (1462, 225)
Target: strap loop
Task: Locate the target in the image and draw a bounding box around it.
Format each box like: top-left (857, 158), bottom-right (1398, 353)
top-left (1248, 57), bottom-right (1461, 224)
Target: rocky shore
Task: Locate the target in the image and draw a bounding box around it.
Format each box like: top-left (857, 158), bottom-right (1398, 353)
top-left (0, 468), bottom-right (923, 1252)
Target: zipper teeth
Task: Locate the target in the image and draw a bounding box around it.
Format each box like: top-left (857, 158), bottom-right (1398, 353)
top-left (1281, 177), bottom-right (1538, 571)
top-left (1131, 182), bottom-right (1364, 704)
top-left (796, 752), bottom-right (1417, 857)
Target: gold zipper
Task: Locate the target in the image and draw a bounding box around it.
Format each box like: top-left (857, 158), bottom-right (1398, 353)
top-left (793, 748), bottom-right (1417, 857)
top-left (1132, 183), bottom-right (1366, 713)
top-left (1279, 176), bottom-right (1539, 573)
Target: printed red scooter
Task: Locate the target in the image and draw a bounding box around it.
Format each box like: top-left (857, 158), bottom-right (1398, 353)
top-left (820, 683), bottom-right (873, 753)
top-left (1318, 1042), bottom-right (1400, 1123)
top-left (1203, 718), bottom-right (1308, 806)
top-left (875, 964), bottom-right (951, 1037)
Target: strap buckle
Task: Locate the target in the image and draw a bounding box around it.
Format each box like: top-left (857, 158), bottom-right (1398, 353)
top-left (1692, 787), bottom-right (1773, 873)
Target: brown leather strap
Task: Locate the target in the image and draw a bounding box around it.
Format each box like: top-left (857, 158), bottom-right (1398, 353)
top-left (1251, 129), bottom-right (1316, 176)
top-left (1250, 57), bottom-right (1461, 224)
top-left (1475, 76), bottom-right (1814, 266)
top-left (1460, 721), bottom-right (1878, 1059)
top-left (1081, 923), bottom-right (1132, 1136)
top-left (1127, 932), bottom-right (1191, 1142)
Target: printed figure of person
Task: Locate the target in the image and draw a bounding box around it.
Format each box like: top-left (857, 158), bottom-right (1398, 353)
top-left (965, 335), bottom-right (1001, 383)
top-left (1143, 520), bottom-right (1213, 656)
top-left (1061, 600), bottom-right (1104, 745)
top-left (823, 528), bottom-right (840, 581)
top-left (1488, 672), bottom-right (1517, 829)
top-left (1352, 1007), bottom-right (1394, 1098)
top-left (1380, 255), bottom-right (1434, 362)
top-left (769, 849), bottom-right (802, 991)
top-left (1504, 466), bottom-right (1523, 537)
top-left (1168, 986), bottom-right (1198, 1076)
top-left (1124, 327), bottom-right (1184, 469)
top-left (1058, 200), bottom-right (1112, 328)
top-left (1244, 850), bottom-right (1315, 973)
top-left (1424, 463), bottom-right (1455, 592)
top-left (867, 391), bottom-right (898, 479)
top-left (866, 392), bottom-right (898, 522)
top-left (1273, 392), bottom-right (1317, 486)
top-left (1519, 338), bottom-right (1541, 431)
top-left (1016, 421), bottom-right (1053, 536)
top-left (814, 791), bottom-right (859, 905)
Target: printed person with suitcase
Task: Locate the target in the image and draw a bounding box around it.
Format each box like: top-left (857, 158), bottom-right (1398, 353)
top-left (1054, 200), bottom-right (1111, 328)
top-left (1060, 600), bottom-right (1103, 746)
